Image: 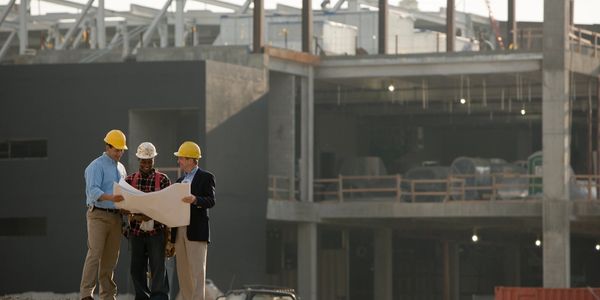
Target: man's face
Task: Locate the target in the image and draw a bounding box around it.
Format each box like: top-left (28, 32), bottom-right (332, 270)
top-left (177, 157), bottom-right (195, 172)
top-left (106, 145), bottom-right (124, 161)
top-left (139, 158), bottom-right (154, 174)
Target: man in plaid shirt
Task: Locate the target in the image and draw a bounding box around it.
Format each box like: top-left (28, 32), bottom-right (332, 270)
top-left (125, 142), bottom-right (171, 300)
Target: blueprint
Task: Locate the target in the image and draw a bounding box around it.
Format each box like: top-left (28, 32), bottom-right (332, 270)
top-left (113, 179), bottom-right (191, 227)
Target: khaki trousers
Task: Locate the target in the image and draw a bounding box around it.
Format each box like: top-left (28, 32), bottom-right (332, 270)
top-left (79, 208), bottom-right (122, 300)
top-left (175, 227), bottom-right (207, 300)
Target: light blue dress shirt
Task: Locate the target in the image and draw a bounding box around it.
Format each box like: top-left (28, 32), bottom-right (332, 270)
top-left (182, 166), bottom-right (199, 183)
top-left (84, 153), bottom-right (127, 209)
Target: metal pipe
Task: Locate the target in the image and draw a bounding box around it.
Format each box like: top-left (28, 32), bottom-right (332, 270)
top-left (378, 0), bottom-right (387, 54)
top-left (175, 0), bottom-right (185, 47)
top-left (19, 0), bottom-right (28, 54)
top-left (253, 0), bottom-right (264, 53)
top-left (0, 0), bottom-right (17, 28)
top-left (446, 0), bottom-right (454, 52)
top-left (302, 0), bottom-right (312, 53)
top-left (0, 30), bottom-right (17, 61)
top-left (56, 0), bottom-right (95, 50)
top-left (96, 0), bottom-right (105, 49)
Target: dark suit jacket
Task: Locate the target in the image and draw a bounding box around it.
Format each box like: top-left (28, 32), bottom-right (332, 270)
top-left (171, 168), bottom-right (216, 243)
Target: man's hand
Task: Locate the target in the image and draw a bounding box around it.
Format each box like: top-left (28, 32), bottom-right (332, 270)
top-left (182, 195), bottom-right (196, 204)
top-left (112, 194), bottom-right (124, 202)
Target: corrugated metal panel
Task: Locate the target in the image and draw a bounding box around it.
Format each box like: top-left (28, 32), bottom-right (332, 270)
top-left (495, 287), bottom-right (600, 300)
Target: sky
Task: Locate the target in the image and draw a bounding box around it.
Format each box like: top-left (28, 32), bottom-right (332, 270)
top-left (1, 0), bottom-right (599, 24)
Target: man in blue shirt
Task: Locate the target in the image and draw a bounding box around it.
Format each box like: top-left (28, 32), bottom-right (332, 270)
top-left (80, 129), bottom-right (128, 300)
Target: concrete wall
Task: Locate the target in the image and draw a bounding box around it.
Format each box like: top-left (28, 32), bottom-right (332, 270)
top-left (0, 60), bottom-right (267, 294)
top-left (204, 60), bottom-right (270, 288)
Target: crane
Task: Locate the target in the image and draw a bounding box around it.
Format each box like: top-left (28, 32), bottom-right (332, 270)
top-left (484, 0), bottom-right (505, 50)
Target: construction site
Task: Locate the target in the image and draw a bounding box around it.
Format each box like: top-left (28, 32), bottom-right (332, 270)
top-left (1, 0), bottom-right (600, 299)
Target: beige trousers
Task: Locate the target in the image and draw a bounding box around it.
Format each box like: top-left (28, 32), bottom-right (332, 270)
top-left (79, 208), bottom-right (122, 300)
top-left (175, 227), bottom-right (208, 300)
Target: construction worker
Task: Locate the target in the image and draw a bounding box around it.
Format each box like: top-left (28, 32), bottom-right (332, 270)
top-left (172, 141), bottom-right (216, 300)
top-left (125, 142), bottom-right (171, 300)
top-left (80, 129), bottom-right (128, 300)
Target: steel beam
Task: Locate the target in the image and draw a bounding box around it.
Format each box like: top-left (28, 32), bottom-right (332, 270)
top-left (56, 0), bottom-right (94, 50)
top-left (189, 0), bottom-right (240, 11)
top-left (378, 0), bottom-right (387, 54)
top-left (507, 0), bottom-right (516, 49)
top-left (96, 0), bottom-right (105, 48)
top-left (0, 0), bottom-right (16, 28)
top-left (238, 0), bottom-right (251, 14)
top-left (252, 0), bottom-right (263, 53)
top-left (302, 0), bottom-right (312, 53)
top-left (0, 30), bottom-right (16, 61)
top-left (446, 0), bottom-right (454, 52)
top-left (175, 0), bottom-right (185, 47)
top-left (19, 0), bottom-right (28, 54)
top-left (316, 53), bottom-right (543, 79)
top-left (135, 0), bottom-right (173, 51)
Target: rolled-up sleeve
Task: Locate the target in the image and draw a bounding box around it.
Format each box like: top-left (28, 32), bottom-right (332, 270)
top-left (85, 162), bottom-right (104, 206)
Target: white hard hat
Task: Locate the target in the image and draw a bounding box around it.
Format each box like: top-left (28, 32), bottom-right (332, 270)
top-left (136, 142), bottom-right (158, 159)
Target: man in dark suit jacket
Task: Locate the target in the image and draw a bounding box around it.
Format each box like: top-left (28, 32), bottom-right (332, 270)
top-left (172, 141), bottom-right (216, 300)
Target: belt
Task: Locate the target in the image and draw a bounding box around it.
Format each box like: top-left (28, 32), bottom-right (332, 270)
top-left (93, 206), bottom-right (120, 214)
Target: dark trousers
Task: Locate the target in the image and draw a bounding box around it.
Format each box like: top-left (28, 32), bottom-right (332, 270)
top-left (130, 232), bottom-right (169, 300)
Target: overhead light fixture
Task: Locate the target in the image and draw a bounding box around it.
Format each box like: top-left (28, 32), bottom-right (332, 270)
top-left (596, 244), bottom-right (600, 251)
top-left (535, 238), bottom-right (541, 247)
top-left (471, 228), bottom-right (479, 243)
top-left (460, 98), bottom-right (466, 105)
top-left (520, 108), bottom-right (526, 116)
top-left (388, 84), bottom-right (395, 92)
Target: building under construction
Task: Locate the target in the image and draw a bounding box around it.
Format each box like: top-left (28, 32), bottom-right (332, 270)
top-left (1, 0), bottom-right (600, 299)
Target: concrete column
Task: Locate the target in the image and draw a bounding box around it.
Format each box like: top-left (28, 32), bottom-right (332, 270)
top-left (374, 229), bottom-right (392, 300)
top-left (97, 0), bottom-right (106, 49)
top-left (175, 0), bottom-right (185, 47)
top-left (19, 0), bottom-right (28, 55)
top-left (298, 223), bottom-right (317, 300)
top-left (253, 0), bottom-right (264, 53)
top-left (120, 21), bottom-right (129, 57)
top-left (267, 72), bottom-right (296, 200)
top-left (542, 0), bottom-right (571, 288)
top-left (159, 18), bottom-right (168, 48)
top-left (443, 240), bottom-right (459, 300)
top-left (446, 0), bottom-right (454, 52)
top-left (507, 0), bottom-right (516, 49)
top-left (302, 0), bottom-right (312, 53)
top-left (378, 0), bottom-right (388, 54)
top-left (300, 67), bottom-right (314, 203)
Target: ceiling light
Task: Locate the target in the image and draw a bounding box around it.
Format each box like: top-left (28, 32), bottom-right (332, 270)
top-left (388, 84), bottom-right (395, 92)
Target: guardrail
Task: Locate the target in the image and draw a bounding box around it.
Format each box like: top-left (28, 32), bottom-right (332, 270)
top-left (570, 26), bottom-right (600, 57)
top-left (269, 174), bottom-right (600, 203)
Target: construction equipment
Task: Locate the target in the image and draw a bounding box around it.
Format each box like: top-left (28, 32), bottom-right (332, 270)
top-left (103, 129), bottom-right (128, 150)
top-left (136, 142), bottom-right (158, 159)
top-left (174, 141), bottom-right (202, 159)
top-left (484, 0), bottom-right (505, 49)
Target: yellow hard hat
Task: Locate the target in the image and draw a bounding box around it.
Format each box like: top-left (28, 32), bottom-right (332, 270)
top-left (174, 141), bottom-right (201, 159)
top-left (103, 129), bottom-right (128, 150)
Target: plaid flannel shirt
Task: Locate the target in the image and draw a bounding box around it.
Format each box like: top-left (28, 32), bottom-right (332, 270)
top-left (125, 169), bottom-right (171, 237)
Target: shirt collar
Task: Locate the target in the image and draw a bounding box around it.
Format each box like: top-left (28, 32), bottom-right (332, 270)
top-left (185, 166), bottom-right (199, 178)
top-left (138, 169), bottom-right (156, 177)
top-left (102, 152), bottom-right (117, 164)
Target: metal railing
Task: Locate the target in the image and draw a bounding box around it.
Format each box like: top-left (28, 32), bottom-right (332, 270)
top-left (269, 174), bottom-right (600, 203)
top-left (570, 26), bottom-right (600, 57)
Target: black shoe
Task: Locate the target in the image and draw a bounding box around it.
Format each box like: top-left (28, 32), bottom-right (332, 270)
top-left (81, 297), bottom-right (94, 300)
